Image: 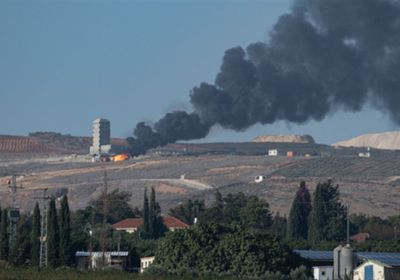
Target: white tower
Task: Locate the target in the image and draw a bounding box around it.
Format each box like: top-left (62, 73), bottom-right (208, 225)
top-left (90, 118), bottom-right (111, 155)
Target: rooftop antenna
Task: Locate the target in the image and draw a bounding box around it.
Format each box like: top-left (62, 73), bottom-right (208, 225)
top-left (34, 188), bottom-right (51, 268)
top-left (346, 203), bottom-right (350, 246)
top-left (7, 175), bottom-right (23, 254)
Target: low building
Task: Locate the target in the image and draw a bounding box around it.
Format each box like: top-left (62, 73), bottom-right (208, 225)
top-left (75, 251), bottom-right (129, 270)
top-left (353, 259), bottom-right (400, 280)
top-left (287, 151), bottom-right (295, 157)
top-left (295, 250), bottom-right (400, 280)
top-left (112, 215), bottom-right (189, 233)
top-left (140, 256), bottom-right (155, 273)
top-left (254, 175), bottom-right (266, 183)
top-left (268, 149), bottom-right (279, 156)
top-left (313, 266), bottom-right (333, 280)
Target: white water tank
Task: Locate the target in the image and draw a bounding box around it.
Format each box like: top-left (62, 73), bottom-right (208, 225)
top-left (340, 245), bottom-right (354, 279)
top-left (333, 245), bottom-right (342, 280)
top-left (333, 245), bottom-right (355, 280)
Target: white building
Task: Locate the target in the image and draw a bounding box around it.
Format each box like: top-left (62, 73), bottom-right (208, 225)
top-left (268, 149), bottom-right (279, 156)
top-left (254, 175), bottom-right (266, 183)
top-left (313, 266), bottom-right (333, 280)
top-left (353, 260), bottom-right (400, 280)
top-left (90, 118), bottom-right (111, 155)
top-left (140, 256), bottom-right (155, 273)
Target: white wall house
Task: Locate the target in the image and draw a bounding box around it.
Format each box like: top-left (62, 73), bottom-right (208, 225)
top-left (268, 149), bottom-right (278, 156)
top-left (313, 266), bottom-right (333, 280)
top-left (353, 260), bottom-right (400, 280)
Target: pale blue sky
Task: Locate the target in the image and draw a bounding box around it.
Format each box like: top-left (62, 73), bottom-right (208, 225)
top-left (0, 0), bottom-right (396, 144)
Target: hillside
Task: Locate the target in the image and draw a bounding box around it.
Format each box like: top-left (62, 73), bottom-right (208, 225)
top-left (334, 131), bottom-right (400, 150)
top-left (0, 132), bottom-right (127, 155)
top-left (1, 150), bottom-right (400, 218)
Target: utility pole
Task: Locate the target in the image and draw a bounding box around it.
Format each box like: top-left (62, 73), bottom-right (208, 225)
top-left (346, 203), bottom-right (350, 246)
top-left (7, 175), bottom-right (22, 255)
top-left (100, 161), bottom-right (109, 267)
top-left (34, 188), bottom-right (51, 268)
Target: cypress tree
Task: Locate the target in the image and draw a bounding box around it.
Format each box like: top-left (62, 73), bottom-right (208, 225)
top-left (149, 187), bottom-right (166, 239)
top-left (148, 187), bottom-right (156, 238)
top-left (59, 195), bottom-right (71, 266)
top-left (308, 182), bottom-right (326, 244)
top-left (31, 203), bottom-right (41, 266)
top-left (0, 209), bottom-right (9, 260)
top-left (11, 215), bottom-right (31, 266)
top-left (288, 181), bottom-right (312, 240)
top-left (308, 180), bottom-right (346, 244)
top-left (142, 188), bottom-right (150, 238)
top-left (47, 198), bottom-right (60, 268)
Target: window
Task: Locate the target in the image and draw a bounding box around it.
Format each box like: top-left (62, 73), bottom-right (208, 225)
top-left (321, 271), bottom-right (326, 276)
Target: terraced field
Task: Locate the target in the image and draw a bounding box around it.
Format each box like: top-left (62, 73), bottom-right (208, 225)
top-left (0, 135), bottom-right (55, 153)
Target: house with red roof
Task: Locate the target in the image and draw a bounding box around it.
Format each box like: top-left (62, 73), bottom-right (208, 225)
top-left (112, 215), bottom-right (189, 233)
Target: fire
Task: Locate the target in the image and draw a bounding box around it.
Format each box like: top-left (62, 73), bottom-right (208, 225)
top-left (112, 153), bottom-right (129, 162)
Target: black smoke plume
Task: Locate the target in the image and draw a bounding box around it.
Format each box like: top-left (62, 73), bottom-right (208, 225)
top-left (128, 0), bottom-right (400, 156)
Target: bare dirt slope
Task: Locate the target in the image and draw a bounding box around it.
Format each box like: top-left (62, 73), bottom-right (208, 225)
top-left (334, 130), bottom-right (400, 150)
top-left (1, 154), bottom-right (399, 218)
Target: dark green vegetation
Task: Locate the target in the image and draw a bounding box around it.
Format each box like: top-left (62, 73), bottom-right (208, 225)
top-left (0, 179), bottom-right (398, 279)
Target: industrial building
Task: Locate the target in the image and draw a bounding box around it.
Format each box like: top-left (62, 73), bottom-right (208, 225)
top-left (295, 249), bottom-right (400, 280)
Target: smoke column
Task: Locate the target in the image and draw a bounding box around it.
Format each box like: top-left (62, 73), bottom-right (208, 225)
top-left (128, 0), bottom-right (400, 155)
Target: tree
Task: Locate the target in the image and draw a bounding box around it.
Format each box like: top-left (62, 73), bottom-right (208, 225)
top-left (308, 180), bottom-right (346, 244)
top-left (88, 189), bottom-right (135, 224)
top-left (169, 199), bottom-right (205, 225)
top-left (47, 198), bottom-right (60, 267)
top-left (0, 209), bottom-right (9, 260)
top-left (148, 187), bottom-right (156, 238)
top-left (239, 196), bottom-right (272, 230)
top-left (141, 188), bottom-right (166, 239)
top-left (271, 212), bottom-right (287, 239)
top-left (141, 188), bottom-right (150, 238)
top-left (59, 195), bottom-right (71, 266)
top-left (155, 223), bottom-right (301, 277)
top-left (200, 192), bottom-right (272, 231)
top-left (31, 203), bottom-right (41, 266)
top-left (10, 215), bottom-right (31, 266)
top-left (288, 181), bottom-right (312, 240)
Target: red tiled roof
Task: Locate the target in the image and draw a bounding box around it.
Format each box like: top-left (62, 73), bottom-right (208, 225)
top-left (112, 216), bottom-right (189, 230)
top-left (112, 218), bottom-right (143, 229)
top-left (162, 215), bottom-right (190, 228)
top-left (350, 232), bottom-right (370, 243)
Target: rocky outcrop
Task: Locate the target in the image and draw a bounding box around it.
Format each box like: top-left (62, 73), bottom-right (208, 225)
top-left (253, 134), bottom-right (315, 144)
top-left (334, 131), bottom-right (400, 150)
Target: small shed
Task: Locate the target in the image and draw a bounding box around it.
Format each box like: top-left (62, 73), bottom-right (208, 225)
top-left (140, 256), bottom-right (155, 273)
top-left (286, 151), bottom-right (295, 157)
top-left (268, 149), bottom-right (279, 156)
top-left (313, 266), bottom-right (333, 280)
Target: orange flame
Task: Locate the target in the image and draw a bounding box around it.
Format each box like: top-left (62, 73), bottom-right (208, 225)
top-left (113, 153), bottom-right (129, 162)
